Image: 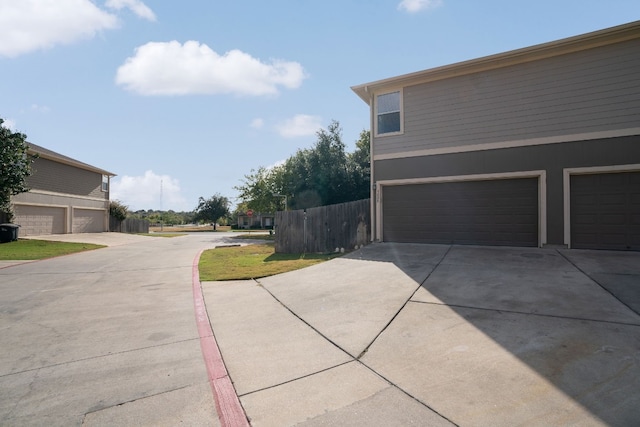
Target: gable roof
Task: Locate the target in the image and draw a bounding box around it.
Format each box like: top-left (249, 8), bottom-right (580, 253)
top-left (27, 143), bottom-right (116, 176)
top-left (352, 20), bottom-right (640, 104)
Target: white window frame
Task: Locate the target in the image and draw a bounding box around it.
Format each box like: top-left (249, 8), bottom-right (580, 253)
top-left (101, 175), bottom-right (109, 192)
top-left (375, 89), bottom-right (403, 137)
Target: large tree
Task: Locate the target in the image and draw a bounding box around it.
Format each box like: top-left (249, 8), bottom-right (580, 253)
top-left (0, 118), bottom-right (36, 222)
top-left (235, 166), bottom-right (287, 213)
top-left (194, 194), bottom-right (230, 230)
top-left (235, 121), bottom-right (370, 211)
top-left (346, 129), bottom-right (371, 201)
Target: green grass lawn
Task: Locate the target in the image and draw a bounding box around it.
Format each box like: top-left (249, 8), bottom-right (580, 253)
top-left (0, 239), bottom-right (105, 260)
top-left (198, 242), bottom-right (339, 281)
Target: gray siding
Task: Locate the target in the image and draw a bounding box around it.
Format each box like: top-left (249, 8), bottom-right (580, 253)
top-left (375, 38), bottom-right (640, 157)
top-left (28, 157), bottom-right (107, 199)
top-left (374, 135), bottom-right (640, 246)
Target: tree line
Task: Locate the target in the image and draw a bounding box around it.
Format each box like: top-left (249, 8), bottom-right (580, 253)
top-left (2, 116), bottom-right (369, 227)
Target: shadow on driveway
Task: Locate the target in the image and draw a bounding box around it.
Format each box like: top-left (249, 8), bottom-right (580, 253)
top-left (352, 243), bottom-right (640, 426)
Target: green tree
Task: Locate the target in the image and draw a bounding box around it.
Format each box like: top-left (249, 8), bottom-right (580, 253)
top-left (235, 121), bottom-right (371, 211)
top-left (0, 118), bottom-right (37, 222)
top-left (235, 166), bottom-right (287, 213)
top-left (194, 194), bottom-right (230, 230)
top-left (109, 200), bottom-right (129, 222)
top-left (346, 129), bottom-right (370, 201)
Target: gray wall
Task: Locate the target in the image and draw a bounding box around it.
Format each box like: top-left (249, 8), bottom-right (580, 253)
top-left (374, 135), bottom-right (640, 245)
top-left (28, 157), bottom-right (107, 199)
top-left (374, 38), bottom-right (640, 157)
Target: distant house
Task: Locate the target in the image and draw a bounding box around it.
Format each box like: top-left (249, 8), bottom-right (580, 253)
top-left (352, 21), bottom-right (640, 251)
top-left (237, 211), bottom-right (275, 229)
top-left (11, 143), bottom-right (115, 236)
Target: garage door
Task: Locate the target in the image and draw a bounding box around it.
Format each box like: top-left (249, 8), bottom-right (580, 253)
top-left (14, 205), bottom-right (66, 236)
top-left (571, 171), bottom-right (640, 251)
top-left (73, 209), bottom-right (105, 233)
top-left (382, 178), bottom-right (539, 246)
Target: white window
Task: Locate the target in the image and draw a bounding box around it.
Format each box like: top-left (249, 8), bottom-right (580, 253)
top-left (376, 90), bottom-right (402, 135)
top-left (102, 175), bottom-right (109, 192)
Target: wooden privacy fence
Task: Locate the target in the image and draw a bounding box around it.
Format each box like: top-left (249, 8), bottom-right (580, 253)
top-left (275, 198), bottom-right (370, 254)
top-left (109, 216), bottom-right (150, 233)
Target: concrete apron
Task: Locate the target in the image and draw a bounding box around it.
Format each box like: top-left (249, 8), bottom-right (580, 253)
top-left (203, 243), bottom-right (640, 426)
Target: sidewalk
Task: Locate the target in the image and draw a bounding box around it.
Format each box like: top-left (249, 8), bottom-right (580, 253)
top-left (202, 243), bottom-right (640, 426)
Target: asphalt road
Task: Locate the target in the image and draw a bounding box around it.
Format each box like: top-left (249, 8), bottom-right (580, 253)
top-left (0, 232), bottom-right (246, 426)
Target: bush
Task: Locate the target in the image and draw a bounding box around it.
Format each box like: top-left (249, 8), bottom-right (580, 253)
top-left (109, 200), bottom-right (128, 222)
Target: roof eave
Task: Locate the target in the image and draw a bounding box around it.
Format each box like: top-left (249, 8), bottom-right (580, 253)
top-left (28, 145), bottom-right (116, 177)
top-left (351, 20), bottom-right (640, 105)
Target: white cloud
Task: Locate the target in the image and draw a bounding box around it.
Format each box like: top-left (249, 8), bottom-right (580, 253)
top-left (105, 0), bottom-right (156, 21)
top-left (30, 104), bottom-right (50, 113)
top-left (110, 170), bottom-right (189, 211)
top-left (266, 159), bottom-right (286, 170)
top-left (398, 0), bottom-right (443, 13)
top-left (275, 114), bottom-right (322, 138)
top-left (1, 118), bottom-right (16, 131)
top-left (250, 118), bottom-right (265, 129)
top-left (0, 0), bottom-right (119, 57)
top-left (115, 41), bottom-right (307, 96)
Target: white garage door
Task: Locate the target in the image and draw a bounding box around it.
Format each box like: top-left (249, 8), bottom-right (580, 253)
top-left (14, 205), bottom-right (66, 236)
top-left (73, 209), bottom-right (105, 233)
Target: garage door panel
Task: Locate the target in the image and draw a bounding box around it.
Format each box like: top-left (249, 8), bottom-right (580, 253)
top-left (571, 171), bottom-right (640, 251)
top-left (383, 178), bottom-right (538, 247)
top-left (14, 205), bottom-right (65, 236)
top-left (73, 209), bottom-right (105, 233)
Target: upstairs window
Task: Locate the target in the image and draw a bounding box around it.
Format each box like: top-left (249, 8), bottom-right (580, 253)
top-left (376, 90), bottom-right (402, 135)
top-left (102, 174), bottom-right (109, 192)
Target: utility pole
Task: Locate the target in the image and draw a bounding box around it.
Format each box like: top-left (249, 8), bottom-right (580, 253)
top-left (160, 179), bottom-right (163, 232)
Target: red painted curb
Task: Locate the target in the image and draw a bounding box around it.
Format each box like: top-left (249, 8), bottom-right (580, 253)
top-left (192, 250), bottom-right (250, 427)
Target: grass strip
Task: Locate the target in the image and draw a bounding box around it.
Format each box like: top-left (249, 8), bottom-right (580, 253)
top-left (199, 242), bottom-right (339, 281)
top-left (0, 239), bottom-right (105, 260)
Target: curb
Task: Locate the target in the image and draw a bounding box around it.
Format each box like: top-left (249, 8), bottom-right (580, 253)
top-left (192, 250), bottom-right (250, 427)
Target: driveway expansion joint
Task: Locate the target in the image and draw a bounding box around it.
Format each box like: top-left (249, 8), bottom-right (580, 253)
top-left (556, 249), bottom-right (640, 317)
top-left (408, 300), bottom-right (640, 326)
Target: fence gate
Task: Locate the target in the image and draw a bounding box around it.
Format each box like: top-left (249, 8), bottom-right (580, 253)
top-left (275, 199), bottom-right (370, 254)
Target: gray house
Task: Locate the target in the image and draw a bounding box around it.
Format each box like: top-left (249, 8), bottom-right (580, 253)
top-left (11, 143), bottom-right (115, 236)
top-left (352, 21), bottom-right (640, 251)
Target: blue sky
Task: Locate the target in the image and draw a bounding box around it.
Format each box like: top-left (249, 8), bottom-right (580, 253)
top-left (1, 1), bottom-right (639, 212)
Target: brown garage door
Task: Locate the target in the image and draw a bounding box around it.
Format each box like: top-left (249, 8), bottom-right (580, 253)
top-left (571, 171), bottom-right (640, 251)
top-left (14, 205), bottom-right (66, 236)
top-left (382, 178), bottom-right (539, 246)
top-left (73, 209), bottom-right (105, 233)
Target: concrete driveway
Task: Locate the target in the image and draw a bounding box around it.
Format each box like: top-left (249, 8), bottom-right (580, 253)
top-left (2, 234), bottom-right (639, 426)
top-left (203, 243), bottom-right (640, 426)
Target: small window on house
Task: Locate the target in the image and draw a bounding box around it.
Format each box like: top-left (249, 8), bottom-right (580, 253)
top-left (102, 175), bottom-right (109, 192)
top-left (376, 90), bottom-right (402, 135)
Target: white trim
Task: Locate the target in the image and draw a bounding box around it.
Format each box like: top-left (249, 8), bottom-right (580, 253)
top-left (374, 88), bottom-right (404, 137)
top-left (563, 163), bottom-right (640, 248)
top-left (17, 189), bottom-right (109, 203)
top-left (373, 127), bottom-right (640, 161)
top-left (377, 170), bottom-right (547, 247)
